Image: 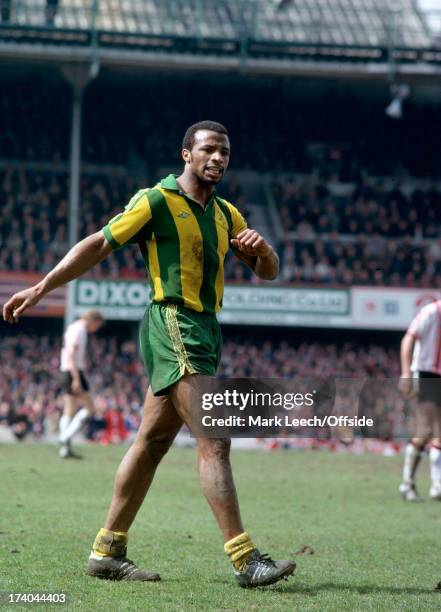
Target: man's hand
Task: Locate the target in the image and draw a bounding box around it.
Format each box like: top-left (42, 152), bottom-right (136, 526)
top-left (3, 286), bottom-right (42, 323)
top-left (231, 229), bottom-right (279, 280)
top-left (398, 377), bottom-right (416, 399)
top-left (230, 229), bottom-right (272, 258)
top-left (3, 231), bottom-right (111, 325)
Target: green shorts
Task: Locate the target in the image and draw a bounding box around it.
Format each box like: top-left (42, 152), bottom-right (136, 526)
top-left (140, 302), bottom-right (222, 396)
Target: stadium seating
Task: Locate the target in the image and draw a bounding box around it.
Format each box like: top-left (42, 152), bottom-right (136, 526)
top-left (0, 331), bottom-right (402, 440)
top-left (271, 175), bottom-right (441, 238)
top-left (2, 75), bottom-right (441, 178)
top-left (1, 165), bottom-right (440, 287)
top-left (1, 3), bottom-right (439, 453)
top-left (272, 174), bottom-right (441, 286)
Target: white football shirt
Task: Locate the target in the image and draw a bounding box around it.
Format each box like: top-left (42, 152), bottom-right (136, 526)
top-left (408, 300), bottom-right (441, 374)
top-left (60, 319), bottom-right (88, 372)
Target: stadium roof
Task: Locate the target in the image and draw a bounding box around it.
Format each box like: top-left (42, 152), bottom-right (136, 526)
top-left (1, 0), bottom-right (441, 79)
top-left (2, 0), bottom-right (431, 46)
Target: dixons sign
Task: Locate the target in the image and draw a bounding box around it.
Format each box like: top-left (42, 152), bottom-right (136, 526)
top-left (74, 280), bottom-right (148, 320)
top-left (73, 280), bottom-right (350, 327)
top-left (77, 281), bottom-right (147, 307)
top-left (7, 276), bottom-right (437, 330)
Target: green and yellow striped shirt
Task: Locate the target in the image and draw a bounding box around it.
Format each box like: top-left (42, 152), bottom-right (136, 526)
top-left (102, 174), bottom-right (247, 314)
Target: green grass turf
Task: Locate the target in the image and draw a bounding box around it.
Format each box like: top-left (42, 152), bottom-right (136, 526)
top-left (1, 444), bottom-right (440, 611)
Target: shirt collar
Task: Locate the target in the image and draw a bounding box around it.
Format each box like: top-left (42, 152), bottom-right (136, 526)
top-left (160, 174), bottom-right (217, 203)
top-left (160, 174), bottom-right (180, 191)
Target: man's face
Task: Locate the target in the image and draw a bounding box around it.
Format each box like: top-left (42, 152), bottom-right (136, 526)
top-left (182, 130), bottom-right (230, 186)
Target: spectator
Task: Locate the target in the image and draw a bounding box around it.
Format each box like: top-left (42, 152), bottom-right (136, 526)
top-left (0, 331), bottom-right (405, 441)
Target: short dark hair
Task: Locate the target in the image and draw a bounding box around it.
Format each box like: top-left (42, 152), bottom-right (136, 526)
top-left (182, 120), bottom-right (228, 151)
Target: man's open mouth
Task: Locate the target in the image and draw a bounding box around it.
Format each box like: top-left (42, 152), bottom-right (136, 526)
top-left (205, 167), bottom-right (223, 176)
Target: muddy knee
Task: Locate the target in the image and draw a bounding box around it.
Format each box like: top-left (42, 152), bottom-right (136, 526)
top-left (198, 438), bottom-right (231, 462)
top-left (143, 436), bottom-right (172, 464)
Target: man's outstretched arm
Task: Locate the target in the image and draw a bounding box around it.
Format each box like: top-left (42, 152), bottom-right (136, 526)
top-left (230, 229), bottom-right (279, 280)
top-left (3, 231), bottom-right (112, 323)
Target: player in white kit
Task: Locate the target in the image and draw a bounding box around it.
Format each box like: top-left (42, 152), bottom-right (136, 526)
top-left (59, 310), bottom-right (104, 458)
top-left (398, 299), bottom-right (441, 501)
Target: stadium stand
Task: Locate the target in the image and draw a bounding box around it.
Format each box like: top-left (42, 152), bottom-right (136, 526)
top-left (1, 1), bottom-right (440, 449)
top-left (0, 330), bottom-right (403, 441)
top-left (0, 0), bottom-right (434, 54)
top-left (271, 176), bottom-right (441, 238)
top-left (1, 165), bottom-right (440, 287)
top-left (272, 174), bottom-right (441, 287)
top-left (0, 166), bottom-right (249, 280)
top-left (2, 73), bottom-right (441, 176)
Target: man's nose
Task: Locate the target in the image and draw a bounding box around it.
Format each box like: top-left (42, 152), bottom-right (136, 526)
top-left (210, 151), bottom-right (222, 163)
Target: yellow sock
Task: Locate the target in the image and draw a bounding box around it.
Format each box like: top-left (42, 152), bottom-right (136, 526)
top-left (224, 532), bottom-right (256, 571)
top-left (92, 528), bottom-right (128, 558)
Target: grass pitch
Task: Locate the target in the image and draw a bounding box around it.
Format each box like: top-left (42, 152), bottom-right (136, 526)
top-left (1, 444), bottom-right (440, 611)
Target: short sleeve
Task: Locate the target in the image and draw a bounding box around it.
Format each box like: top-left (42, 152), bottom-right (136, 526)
top-left (408, 305), bottom-right (432, 340)
top-left (102, 190), bottom-right (152, 249)
top-left (230, 206), bottom-right (247, 238)
top-left (222, 199), bottom-right (247, 238)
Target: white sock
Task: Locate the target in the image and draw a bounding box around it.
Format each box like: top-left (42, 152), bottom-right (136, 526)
top-left (402, 443), bottom-right (422, 486)
top-left (430, 446), bottom-right (441, 490)
top-left (59, 408), bottom-right (90, 444)
top-left (59, 415), bottom-right (72, 440)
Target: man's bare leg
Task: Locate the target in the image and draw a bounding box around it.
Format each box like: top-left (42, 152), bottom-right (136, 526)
top-left (168, 374), bottom-right (295, 586)
top-left (86, 387), bottom-right (182, 581)
top-left (87, 376), bottom-right (295, 585)
top-left (196, 437), bottom-right (245, 541)
top-left (104, 386), bottom-right (183, 532)
top-left (169, 375), bottom-right (244, 540)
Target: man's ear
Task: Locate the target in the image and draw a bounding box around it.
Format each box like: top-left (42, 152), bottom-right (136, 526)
top-left (182, 148), bottom-right (191, 164)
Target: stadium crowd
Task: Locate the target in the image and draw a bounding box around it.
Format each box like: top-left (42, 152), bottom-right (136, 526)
top-left (278, 237), bottom-right (441, 287)
top-left (273, 176), bottom-right (441, 238)
top-left (2, 74), bottom-right (441, 288)
top-left (0, 167), bottom-right (250, 281)
top-left (0, 331), bottom-right (405, 443)
top-left (273, 174), bottom-right (441, 287)
top-left (1, 166), bottom-right (440, 287)
top-left (2, 74), bottom-right (441, 178)
top-left (0, 332), bottom-right (146, 442)
top-left (0, 73), bottom-right (438, 445)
